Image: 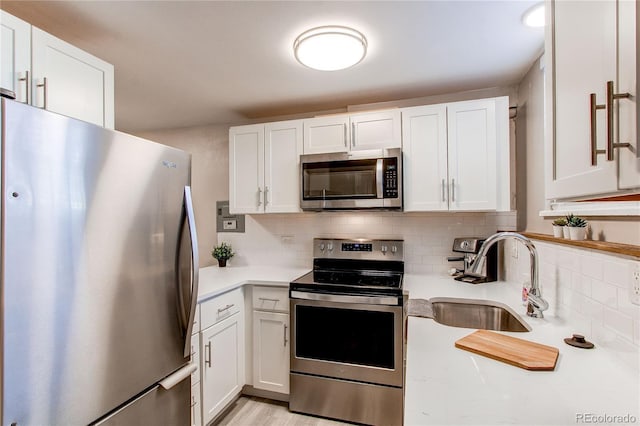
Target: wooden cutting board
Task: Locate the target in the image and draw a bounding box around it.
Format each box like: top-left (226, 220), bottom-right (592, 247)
top-left (455, 330), bottom-right (559, 371)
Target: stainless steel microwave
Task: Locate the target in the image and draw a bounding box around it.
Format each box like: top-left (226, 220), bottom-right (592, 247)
top-left (300, 148), bottom-right (402, 210)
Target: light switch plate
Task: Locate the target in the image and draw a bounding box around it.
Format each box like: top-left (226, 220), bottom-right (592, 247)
top-left (216, 201), bottom-right (245, 233)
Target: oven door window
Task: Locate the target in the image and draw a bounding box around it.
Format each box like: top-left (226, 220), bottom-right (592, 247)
top-left (302, 159), bottom-right (378, 200)
top-left (295, 305), bottom-right (394, 369)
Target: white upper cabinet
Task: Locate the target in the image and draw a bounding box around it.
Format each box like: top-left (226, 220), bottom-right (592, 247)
top-left (447, 99), bottom-right (497, 211)
top-left (229, 120), bottom-right (302, 214)
top-left (1, 11), bottom-right (30, 103)
top-left (402, 97), bottom-right (508, 212)
top-left (229, 124), bottom-right (264, 214)
top-left (402, 104), bottom-right (448, 211)
top-left (303, 115), bottom-right (350, 154)
top-left (303, 109), bottom-right (400, 154)
top-left (31, 28), bottom-right (114, 128)
top-left (264, 121), bottom-right (304, 213)
top-left (0, 11), bottom-right (114, 128)
top-left (545, 0), bottom-right (637, 199)
top-left (349, 110), bottom-right (401, 151)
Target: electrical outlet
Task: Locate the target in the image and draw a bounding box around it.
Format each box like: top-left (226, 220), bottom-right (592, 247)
top-left (511, 243), bottom-right (518, 259)
top-left (631, 264), bottom-right (640, 306)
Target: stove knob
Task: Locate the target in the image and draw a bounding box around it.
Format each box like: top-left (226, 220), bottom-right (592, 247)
top-left (381, 245), bottom-right (388, 254)
top-left (319, 243), bottom-right (325, 252)
top-left (327, 242), bottom-right (334, 252)
top-left (391, 245), bottom-right (398, 254)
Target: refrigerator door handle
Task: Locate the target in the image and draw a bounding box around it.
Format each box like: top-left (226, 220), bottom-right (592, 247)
top-left (182, 186), bottom-right (200, 357)
top-left (159, 363), bottom-right (197, 390)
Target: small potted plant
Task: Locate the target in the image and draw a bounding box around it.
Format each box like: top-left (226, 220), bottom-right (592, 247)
top-left (552, 217), bottom-right (567, 238)
top-left (212, 242), bottom-right (234, 267)
top-left (565, 214), bottom-right (588, 241)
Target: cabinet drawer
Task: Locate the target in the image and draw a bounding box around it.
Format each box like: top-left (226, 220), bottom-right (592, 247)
top-left (190, 333), bottom-right (200, 385)
top-left (192, 304), bottom-right (200, 335)
top-left (200, 288), bottom-right (243, 329)
top-left (252, 286), bottom-right (289, 312)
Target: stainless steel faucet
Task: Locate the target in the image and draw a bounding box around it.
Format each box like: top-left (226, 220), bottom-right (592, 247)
top-left (468, 232), bottom-right (549, 318)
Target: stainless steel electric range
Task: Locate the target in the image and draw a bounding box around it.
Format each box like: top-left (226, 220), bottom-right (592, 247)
top-left (289, 238), bottom-right (407, 426)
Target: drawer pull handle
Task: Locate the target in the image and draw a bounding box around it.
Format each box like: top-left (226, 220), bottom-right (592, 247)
top-left (258, 297), bottom-right (280, 303)
top-left (217, 303), bottom-right (234, 314)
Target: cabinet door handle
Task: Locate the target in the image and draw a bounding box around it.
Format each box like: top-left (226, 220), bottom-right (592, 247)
top-left (344, 124), bottom-right (348, 147)
top-left (36, 77), bottom-right (47, 109)
top-left (18, 70), bottom-right (29, 104)
top-left (351, 122), bottom-right (356, 147)
top-left (450, 179), bottom-right (456, 202)
top-left (283, 324), bottom-right (288, 347)
top-left (217, 303), bottom-right (234, 314)
top-left (205, 341), bottom-right (212, 368)
top-left (264, 186), bottom-right (269, 206)
top-left (605, 80), bottom-right (631, 161)
top-left (589, 93), bottom-right (607, 165)
top-left (441, 179), bottom-right (446, 202)
top-left (257, 187), bottom-right (263, 207)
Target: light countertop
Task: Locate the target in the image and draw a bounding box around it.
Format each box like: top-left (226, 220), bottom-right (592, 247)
top-left (403, 274), bottom-right (640, 425)
top-left (197, 266), bottom-right (640, 425)
top-left (197, 265), bottom-right (308, 302)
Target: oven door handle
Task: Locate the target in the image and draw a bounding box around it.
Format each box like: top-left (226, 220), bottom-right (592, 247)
top-left (376, 158), bottom-right (384, 199)
top-left (290, 290), bottom-right (399, 306)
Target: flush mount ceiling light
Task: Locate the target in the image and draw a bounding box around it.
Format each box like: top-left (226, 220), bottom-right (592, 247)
top-left (522, 3), bottom-right (545, 27)
top-left (293, 25), bottom-right (368, 71)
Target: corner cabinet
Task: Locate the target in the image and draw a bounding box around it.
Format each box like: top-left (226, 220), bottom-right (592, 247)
top-left (402, 97), bottom-right (510, 212)
top-left (545, 0), bottom-right (637, 199)
top-left (302, 109), bottom-right (401, 154)
top-left (0, 11), bottom-right (114, 128)
top-left (199, 289), bottom-right (245, 425)
top-left (229, 120), bottom-right (303, 214)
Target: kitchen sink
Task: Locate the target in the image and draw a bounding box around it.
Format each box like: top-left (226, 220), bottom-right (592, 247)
top-left (429, 297), bottom-right (531, 332)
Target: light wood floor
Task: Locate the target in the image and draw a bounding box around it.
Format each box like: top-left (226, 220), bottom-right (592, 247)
top-left (215, 396), bottom-right (350, 426)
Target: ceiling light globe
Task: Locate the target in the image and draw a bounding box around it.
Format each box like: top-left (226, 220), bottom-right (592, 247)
top-left (523, 3), bottom-right (545, 28)
top-left (294, 26), bottom-right (367, 71)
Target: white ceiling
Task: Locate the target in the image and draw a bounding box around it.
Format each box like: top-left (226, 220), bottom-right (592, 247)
top-left (2, 1), bottom-right (544, 133)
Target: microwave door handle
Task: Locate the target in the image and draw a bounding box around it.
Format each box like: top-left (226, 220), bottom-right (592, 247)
top-left (376, 159), bottom-right (384, 198)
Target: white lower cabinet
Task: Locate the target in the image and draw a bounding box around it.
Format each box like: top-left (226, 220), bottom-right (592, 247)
top-left (199, 289), bottom-right (245, 424)
top-left (252, 286), bottom-right (290, 395)
top-left (191, 382), bottom-right (202, 426)
top-left (253, 311), bottom-right (290, 394)
top-left (190, 305), bottom-right (201, 426)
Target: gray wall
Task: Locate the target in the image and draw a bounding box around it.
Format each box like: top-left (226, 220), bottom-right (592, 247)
top-left (136, 125), bottom-right (229, 268)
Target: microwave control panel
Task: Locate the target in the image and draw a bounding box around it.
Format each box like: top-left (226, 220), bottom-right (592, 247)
top-left (383, 159), bottom-right (398, 198)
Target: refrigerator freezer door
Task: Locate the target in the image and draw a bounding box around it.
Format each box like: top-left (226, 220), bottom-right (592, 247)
top-left (1, 100), bottom-right (192, 424)
top-left (93, 381), bottom-right (190, 426)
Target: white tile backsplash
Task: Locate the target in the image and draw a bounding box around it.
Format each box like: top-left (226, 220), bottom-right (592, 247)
top-left (504, 239), bottom-right (640, 355)
top-left (217, 211), bottom-right (499, 273)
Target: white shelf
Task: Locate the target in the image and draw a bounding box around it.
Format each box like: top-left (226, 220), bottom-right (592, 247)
top-left (540, 201), bottom-right (640, 217)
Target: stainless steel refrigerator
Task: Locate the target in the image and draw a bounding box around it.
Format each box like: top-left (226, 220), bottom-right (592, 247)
top-left (0, 98), bottom-right (199, 425)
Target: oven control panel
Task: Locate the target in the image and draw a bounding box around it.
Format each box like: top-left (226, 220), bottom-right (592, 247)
top-left (341, 243), bottom-right (372, 252)
top-left (314, 238), bottom-right (403, 260)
